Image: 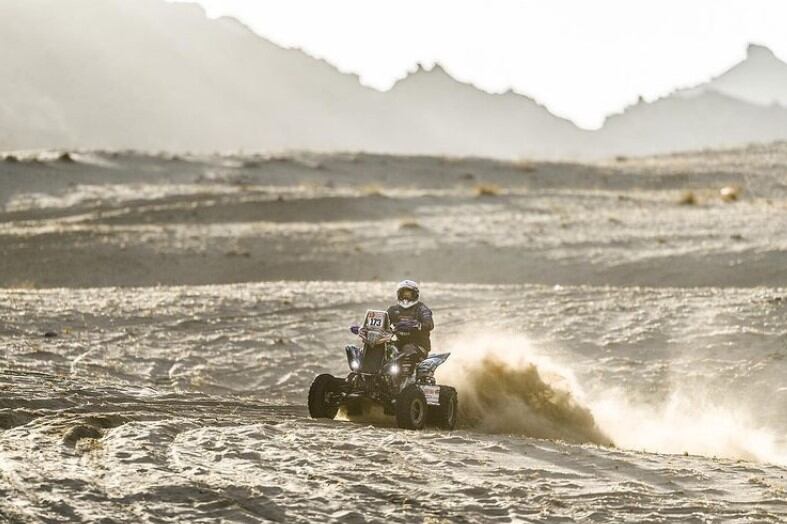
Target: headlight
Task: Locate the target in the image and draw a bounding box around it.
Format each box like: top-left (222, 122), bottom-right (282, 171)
top-left (350, 360), bottom-right (360, 370)
top-left (389, 363), bottom-right (400, 375)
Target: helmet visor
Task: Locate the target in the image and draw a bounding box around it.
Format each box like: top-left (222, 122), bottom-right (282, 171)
top-left (398, 288), bottom-right (417, 302)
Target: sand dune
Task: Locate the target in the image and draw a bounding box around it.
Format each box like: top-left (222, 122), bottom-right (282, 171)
top-left (2, 145), bottom-right (787, 288)
top-left (1, 281), bottom-right (785, 521)
top-left (1, 144), bottom-right (786, 521)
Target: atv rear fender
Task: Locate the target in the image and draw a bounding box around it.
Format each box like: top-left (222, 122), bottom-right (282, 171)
top-left (417, 353), bottom-right (450, 376)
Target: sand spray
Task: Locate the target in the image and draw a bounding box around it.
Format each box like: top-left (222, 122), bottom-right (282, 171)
top-left (438, 331), bottom-right (610, 445)
top-left (439, 331), bottom-right (787, 465)
top-left (590, 386), bottom-right (787, 465)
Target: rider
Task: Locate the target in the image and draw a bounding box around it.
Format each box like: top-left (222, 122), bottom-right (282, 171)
top-left (387, 280), bottom-right (433, 375)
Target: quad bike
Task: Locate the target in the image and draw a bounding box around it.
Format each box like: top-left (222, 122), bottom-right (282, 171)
top-left (308, 310), bottom-right (457, 430)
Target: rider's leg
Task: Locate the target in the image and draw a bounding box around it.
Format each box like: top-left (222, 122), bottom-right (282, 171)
top-left (399, 343), bottom-right (427, 376)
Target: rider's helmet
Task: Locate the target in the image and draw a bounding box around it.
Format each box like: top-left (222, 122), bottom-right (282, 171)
top-left (396, 280), bottom-right (420, 309)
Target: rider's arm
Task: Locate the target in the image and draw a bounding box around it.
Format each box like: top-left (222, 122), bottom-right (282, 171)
top-left (386, 306), bottom-right (398, 327)
top-left (389, 306), bottom-right (411, 334)
top-left (418, 305), bottom-right (434, 332)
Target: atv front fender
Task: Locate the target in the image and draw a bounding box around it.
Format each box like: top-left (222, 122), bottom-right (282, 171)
top-left (345, 345), bottom-right (362, 370)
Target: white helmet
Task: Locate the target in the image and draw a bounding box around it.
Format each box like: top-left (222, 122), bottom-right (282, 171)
top-left (396, 280), bottom-right (420, 309)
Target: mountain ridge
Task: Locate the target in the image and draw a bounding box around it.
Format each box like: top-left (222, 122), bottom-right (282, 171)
top-left (675, 42), bottom-right (787, 108)
top-left (0, 0), bottom-right (785, 159)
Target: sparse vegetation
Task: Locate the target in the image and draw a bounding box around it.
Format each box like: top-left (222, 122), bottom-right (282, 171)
top-left (75, 438), bottom-right (103, 454)
top-left (399, 219), bottom-right (422, 230)
top-left (3, 154), bottom-right (19, 163)
top-left (361, 184), bottom-right (385, 197)
top-left (475, 183), bottom-right (501, 197)
top-left (720, 185), bottom-right (741, 202)
top-left (57, 152), bottom-right (75, 163)
top-left (678, 191), bottom-right (698, 205)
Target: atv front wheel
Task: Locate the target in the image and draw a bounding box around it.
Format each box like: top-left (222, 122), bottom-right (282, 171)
top-left (308, 374), bottom-right (340, 419)
top-left (396, 385), bottom-right (428, 430)
top-left (428, 386), bottom-right (458, 430)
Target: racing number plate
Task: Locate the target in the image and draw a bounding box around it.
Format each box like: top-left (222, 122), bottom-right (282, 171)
top-left (420, 385), bottom-right (440, 406)
top-left (364, 310), bottom-right (387, 329)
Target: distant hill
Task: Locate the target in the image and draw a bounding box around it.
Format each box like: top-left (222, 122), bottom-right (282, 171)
top-left (677, 44), bottom-right (787, 107)
top-left (596, 90), bottom-right (787, 157)
top-left (0, 0), bottom-right (785, 159)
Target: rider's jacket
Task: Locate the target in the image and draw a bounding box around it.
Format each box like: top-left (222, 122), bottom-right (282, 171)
top-left (386, 302), bottom-right (434, 352)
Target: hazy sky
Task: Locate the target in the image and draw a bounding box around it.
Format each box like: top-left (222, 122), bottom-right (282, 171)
top-left (173, 0), bottom-right (787, 129)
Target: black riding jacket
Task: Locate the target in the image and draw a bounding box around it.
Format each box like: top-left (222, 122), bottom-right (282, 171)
top-left (387, 302), bottom-right (434, 352)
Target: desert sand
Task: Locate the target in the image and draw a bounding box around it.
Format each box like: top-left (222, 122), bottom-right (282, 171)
top-left (1, 145), bottom-right (786, 522)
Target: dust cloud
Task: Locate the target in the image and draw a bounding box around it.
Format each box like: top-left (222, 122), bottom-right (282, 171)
top-left (439, 332), bottom-right (787, 466)
top-left (591, 388), bottom-right (787, 465)
top-left (439, 333), bottom-right (611, 445)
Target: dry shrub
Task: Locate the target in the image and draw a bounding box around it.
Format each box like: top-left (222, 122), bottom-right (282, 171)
top-left (678, 191), bottom-right (698, 205)
top-left (3, 154), bottom-right (19, 163)
top-left (399, 219), bottom-right (422, 230)
top-left (720, 185), bottom-right (742, 202)
top-left (58, 152), bottom-right (75, 163)
top-left (475, 184), bottom-right (501, 197)
top-left (361, 184), bottom-right (385, 197)
top-left (75, 438), bottom-right (103, 454)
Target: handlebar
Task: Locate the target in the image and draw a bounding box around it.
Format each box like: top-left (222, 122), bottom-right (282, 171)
top-left (349, 325), bottom-right (417, 338)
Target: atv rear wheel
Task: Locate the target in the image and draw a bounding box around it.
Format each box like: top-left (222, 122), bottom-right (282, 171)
top-left (344, 398), bottom-right (363, 417)
top-left (428, 386), bottom-right (457, 430)
top-left (396, 385), bottom-right (428, 430)
top-left (308, 374), bottom-right (340, 419)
